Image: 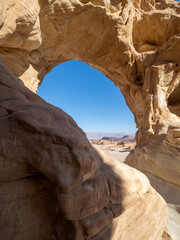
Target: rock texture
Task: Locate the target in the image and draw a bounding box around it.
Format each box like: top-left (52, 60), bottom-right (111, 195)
top-left (0, 59), bottom-right (167, 239)
top-left (164, 204), bottom-right (180, 240)
top-left (0, 0), bottom-right (180, 204)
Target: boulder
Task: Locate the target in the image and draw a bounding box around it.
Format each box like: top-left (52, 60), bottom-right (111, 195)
top-left (0, 58), bottom-right (167, 239)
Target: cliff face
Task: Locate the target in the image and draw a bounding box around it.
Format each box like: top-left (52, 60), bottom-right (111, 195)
top-left (0, 0), bottom-right (180, 239)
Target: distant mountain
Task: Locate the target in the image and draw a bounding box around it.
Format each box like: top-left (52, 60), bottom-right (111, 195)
top-left (86, 132), bottom-right (135, 140)
top-left (120, 135), bottom-right (136, 142)
top-left (101, 137), bottom-right (122, 141)
top-left (101, 135), bottom-right (135, 142)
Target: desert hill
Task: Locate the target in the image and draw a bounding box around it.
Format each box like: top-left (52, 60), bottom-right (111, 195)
top-left (101, 135), bottom-right (136, 142)
top-left (86, 132), bottom-right (127, 140)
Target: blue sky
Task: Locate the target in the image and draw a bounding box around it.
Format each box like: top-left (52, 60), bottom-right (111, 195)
top-left (38, 60), bottom-right (137, 134)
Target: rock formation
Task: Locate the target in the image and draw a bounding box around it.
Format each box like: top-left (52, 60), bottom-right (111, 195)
top-left (0, 0), bottom-right (179, 204)
top-left (0, 59), bottom-right (167, 239)
top-left (163, 204), bottom-right (180, 240)
top-left (1, 0), bottom-right (180, 239)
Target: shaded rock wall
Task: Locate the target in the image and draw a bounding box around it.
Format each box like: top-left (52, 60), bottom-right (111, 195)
top-left (0, 59), bottom-right (167, 239)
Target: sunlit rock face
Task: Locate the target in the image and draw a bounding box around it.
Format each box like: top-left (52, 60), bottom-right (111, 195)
top-left (0, 0), bottom-right (179, 203)
top-left (0, 0), bottom-right (180, 239)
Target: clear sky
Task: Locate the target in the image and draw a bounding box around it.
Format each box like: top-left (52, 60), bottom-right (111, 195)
top-left (37, 60), bottom-right (137, 134)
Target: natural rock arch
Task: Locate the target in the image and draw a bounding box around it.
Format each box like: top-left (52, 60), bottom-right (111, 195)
top-left (1, 0), bottom-right (180, 201)
top-left (0, 0), bottom-right (180, 239)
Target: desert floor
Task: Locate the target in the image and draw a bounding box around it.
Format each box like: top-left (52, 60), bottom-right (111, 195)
top-left (93, 144), bottom-right (130, 162)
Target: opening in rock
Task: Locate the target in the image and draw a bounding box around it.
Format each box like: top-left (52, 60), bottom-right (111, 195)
top-left (168, 81), bottom-right (180, 117)
top-left (38, 60), bottom-right (137, 159)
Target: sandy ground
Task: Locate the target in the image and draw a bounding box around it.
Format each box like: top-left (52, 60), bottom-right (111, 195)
top-left (93, 144), bottom-right (130, 162)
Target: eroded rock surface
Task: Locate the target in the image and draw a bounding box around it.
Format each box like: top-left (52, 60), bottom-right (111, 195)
top-left (164, 204), bottom-right (180, 240)
top-left (0, 57), bottom-right (167, 239)
top-left (0, 0), bottom-right (180, 204)
top-left (0, 0), bottom-right (179, 239)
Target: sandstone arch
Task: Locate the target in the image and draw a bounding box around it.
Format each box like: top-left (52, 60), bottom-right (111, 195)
top-left (0, 0), bottom-right (180, 201)
top-left (0, 0), bottom-right (180, 239)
